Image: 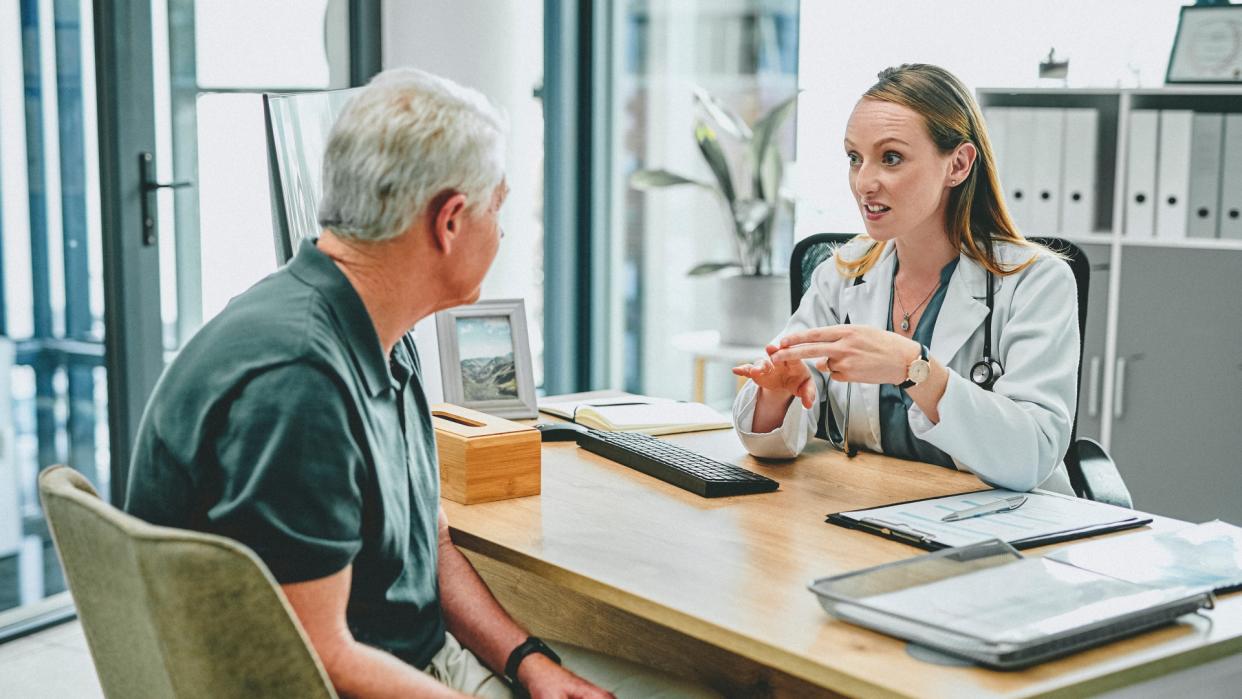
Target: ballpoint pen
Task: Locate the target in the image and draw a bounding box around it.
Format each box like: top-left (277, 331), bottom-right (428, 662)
top-left (941, 495), bottom-right (1028, 522)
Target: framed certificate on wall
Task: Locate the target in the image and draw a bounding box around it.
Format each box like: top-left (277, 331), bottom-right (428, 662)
top-left (1166, 4), bottom-right (1242, 84)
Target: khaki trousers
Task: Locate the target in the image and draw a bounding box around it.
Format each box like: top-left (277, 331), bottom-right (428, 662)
top-left (424, 632), bottom-right (719, 698)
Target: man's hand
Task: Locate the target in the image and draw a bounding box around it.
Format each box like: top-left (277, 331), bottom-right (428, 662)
top-left (769, 325), bottom-right (920, 386)
top-left (732, 342), bottom-right (816, 408)
top-left (518, 654), bottom-right (614, 699)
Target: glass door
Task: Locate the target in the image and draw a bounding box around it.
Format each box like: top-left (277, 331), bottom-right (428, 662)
top-left (0, 0), bottom-right (115, 635)
top-left (154, 0), bottom-right (352, 353)
top-left (0, 0), bottom-right (356, 641)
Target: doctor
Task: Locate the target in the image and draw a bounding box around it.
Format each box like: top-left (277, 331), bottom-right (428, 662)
top-left (731, 63), bottom-right (1078, 494)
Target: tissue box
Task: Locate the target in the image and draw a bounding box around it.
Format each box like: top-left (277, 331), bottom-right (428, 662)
top-left (431, 404), bottom-right (541, 504)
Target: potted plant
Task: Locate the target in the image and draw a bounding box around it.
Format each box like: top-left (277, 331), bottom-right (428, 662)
top-left (630, 87), bottom-right (799, 345)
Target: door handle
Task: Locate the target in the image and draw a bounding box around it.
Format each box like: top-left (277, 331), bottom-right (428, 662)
top-left (1087, 355), bottom-right (1101, 418)
top-left (1112, 354), bottom-right (1144, 420)
top-left (138, 152), bottom-right (192, 246)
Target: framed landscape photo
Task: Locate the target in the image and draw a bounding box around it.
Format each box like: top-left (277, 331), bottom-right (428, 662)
top-left (1166, 4), bottom-right (1242, 84)
top-left (435, 299), bottom-right (537, 419)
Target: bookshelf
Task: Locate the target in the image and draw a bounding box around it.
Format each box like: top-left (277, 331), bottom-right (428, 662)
top-left (977, 87), bottom-right (1242, 524)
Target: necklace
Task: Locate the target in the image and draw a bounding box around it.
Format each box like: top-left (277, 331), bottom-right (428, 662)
top-left (894, 276), bottom-right (940, 333)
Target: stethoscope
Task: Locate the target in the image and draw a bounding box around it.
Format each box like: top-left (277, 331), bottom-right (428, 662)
top-left (969, 269), bottom-right (1004, 390)
top-left (824, 267), bottom-right (1004, 456)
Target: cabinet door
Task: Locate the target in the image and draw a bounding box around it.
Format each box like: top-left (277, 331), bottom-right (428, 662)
top-left (1110, 248), bottom-right (1242, 522)
top-left (1076, 243), bottom-right (1111, 442)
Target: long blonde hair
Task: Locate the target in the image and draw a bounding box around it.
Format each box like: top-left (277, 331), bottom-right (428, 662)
top-left (837, 64), bottom-right (1042, 279)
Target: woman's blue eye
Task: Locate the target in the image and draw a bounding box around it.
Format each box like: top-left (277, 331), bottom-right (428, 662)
top-left (847, 153), bottom-right (861, 166)
top-left (882, 151), bottom-right (903, 166)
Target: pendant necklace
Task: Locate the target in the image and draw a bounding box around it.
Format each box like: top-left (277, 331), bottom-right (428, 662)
top-left (895, 276), bottom-right (940, 333)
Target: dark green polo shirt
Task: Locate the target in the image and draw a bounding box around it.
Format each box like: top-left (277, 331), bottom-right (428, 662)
top-left (125, 239), bottom-right (446, 668)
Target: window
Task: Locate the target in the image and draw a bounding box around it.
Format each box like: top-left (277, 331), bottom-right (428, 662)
top-left (606, 0), bottom-right (799, 402)
top-left (0, 0), bottom-right (108, 626)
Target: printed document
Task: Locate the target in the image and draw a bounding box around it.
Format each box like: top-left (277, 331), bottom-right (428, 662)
top-left (839, 489), bottom-right (1145, 548)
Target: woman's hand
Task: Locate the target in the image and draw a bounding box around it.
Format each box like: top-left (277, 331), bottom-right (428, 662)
top-left (768, 325), bottom-right (920, 385)
top-left (732, 343), bottom-right (816, 408)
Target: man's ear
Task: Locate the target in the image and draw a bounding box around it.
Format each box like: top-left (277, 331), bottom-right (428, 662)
top-left (431, 191), bottom-right (468, 254)
top-left (949, 142), bottom-right (978, 185)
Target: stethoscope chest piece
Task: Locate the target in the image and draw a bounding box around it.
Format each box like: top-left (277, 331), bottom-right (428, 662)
top-left (970, 357), bottom-right (1004, 390)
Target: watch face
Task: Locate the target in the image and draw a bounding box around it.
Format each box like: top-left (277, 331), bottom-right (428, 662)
top-left (909, 358), bottom-right (931, 384)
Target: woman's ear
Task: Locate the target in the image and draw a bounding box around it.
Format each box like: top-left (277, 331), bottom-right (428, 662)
top-left (432, 192), bottom-right (468, 254)
top-left (948, 142), bottom-right (978, 186)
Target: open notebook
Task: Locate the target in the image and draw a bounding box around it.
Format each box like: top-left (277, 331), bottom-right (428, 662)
top-left (537, 394), bottom-right (731, 436)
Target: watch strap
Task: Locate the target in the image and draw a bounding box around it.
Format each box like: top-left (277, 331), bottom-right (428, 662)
top-left (897, 344), bottom-right (930, 389)
top-left (504, 636), bottom-right (561, 688)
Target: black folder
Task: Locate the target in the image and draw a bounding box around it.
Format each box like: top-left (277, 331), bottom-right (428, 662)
top-left (826, 488), bottom-right (1152, 551)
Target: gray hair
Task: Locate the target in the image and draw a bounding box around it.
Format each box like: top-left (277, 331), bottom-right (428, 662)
top-left (318, 68), bottom-right (508, 242)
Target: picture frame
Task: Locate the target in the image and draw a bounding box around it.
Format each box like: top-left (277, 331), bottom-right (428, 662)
top-left (435, 299), bottom-right (537, 419)
top-left (1166, 4), bottom-right (1242, 84)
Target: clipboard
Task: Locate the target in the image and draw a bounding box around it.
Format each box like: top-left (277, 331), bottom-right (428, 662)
top-left (826, 488), bottom-right (1153, 551)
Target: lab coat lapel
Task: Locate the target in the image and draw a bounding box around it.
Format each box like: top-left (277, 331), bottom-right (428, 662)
top-left (930, 253), bottom-right (991, 365)
top-left (838, 247), bottom-right (895, 450)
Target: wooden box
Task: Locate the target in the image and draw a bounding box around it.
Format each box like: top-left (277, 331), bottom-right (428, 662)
top-left (432, 404), bottom-right (541, 504)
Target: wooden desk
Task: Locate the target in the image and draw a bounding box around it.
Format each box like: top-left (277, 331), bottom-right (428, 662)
top-left (442, 417), bottom-right (1242, 697)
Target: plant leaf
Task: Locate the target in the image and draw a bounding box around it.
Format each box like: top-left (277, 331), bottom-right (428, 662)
top-left (757, 146), bottom-right (783, 204)
top-left (629, 169), bottom-right (714, 191)
top-left (687, 261), bottom-right (741, 276)
top-left (692, 85), bottom-right (753, 141)
top-left (750, 91), bottom-right (801, 196)
top-left (694, 122), bottom-right (735, 203)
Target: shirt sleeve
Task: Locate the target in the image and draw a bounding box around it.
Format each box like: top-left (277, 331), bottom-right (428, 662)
top-left (207, 362), bottom-right (368, 583)
top-left (732, 379), bottom-right (817, 458)
top-left (731, 248), bottom-right (847, 459)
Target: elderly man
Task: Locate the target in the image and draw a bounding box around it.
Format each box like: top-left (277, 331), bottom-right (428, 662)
top-left (125, 69), bottom-right (713, 699)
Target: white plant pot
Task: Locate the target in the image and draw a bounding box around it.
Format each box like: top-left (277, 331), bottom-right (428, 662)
top-left (718, 274), bottom-right (789, 347)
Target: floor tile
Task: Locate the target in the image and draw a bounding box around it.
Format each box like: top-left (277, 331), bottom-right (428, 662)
top-left (0, 642), bottom-right (103, 698)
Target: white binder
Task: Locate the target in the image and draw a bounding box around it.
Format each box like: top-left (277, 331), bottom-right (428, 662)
top-left (1220, 114), bottom-right (1242, 240)
top-left (1003, 108), bottom-right (1036, 234)
top-left (1124, 110), bottom-right (1158, 238)
top-left (1188, 112), bottom-right (1225, 239)
top-left (1155, 110), bottom-right (1194, 240)
top-left (983, 107), bottom-right (1009, 183)
top-left (1028, 109), bottom-right (1064, 236)
top-left (1059, 108), bottom-right (1097, 235)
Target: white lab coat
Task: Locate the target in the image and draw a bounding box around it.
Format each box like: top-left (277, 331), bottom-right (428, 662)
top-left (732, 238), bottom-right (1079, 494)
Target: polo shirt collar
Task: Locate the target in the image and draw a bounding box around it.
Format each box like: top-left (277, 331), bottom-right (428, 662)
top-left (287, 238), bottom-right (393, 397)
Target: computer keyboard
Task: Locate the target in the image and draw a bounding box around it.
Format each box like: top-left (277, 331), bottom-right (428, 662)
top-left (574, 428), bottom-right (779, 498)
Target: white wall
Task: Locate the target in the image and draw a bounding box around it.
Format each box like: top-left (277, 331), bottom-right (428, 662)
top-left (382, 0), bottom-right (545, 385)
top-left (794, 0), bottom-right (1184, 239)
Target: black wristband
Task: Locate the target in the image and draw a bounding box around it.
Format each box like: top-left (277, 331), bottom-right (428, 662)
top-left (504, 636), bottom-right (561, 688)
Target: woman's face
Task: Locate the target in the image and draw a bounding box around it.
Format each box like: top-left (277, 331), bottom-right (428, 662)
top-left (844, 98), bottom-right (955, 243)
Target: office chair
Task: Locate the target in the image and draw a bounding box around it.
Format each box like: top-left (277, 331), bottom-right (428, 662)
top-left (788, 233), bottom-right (1133, 508)
top-left (38, 466), bottom-right (338, 699)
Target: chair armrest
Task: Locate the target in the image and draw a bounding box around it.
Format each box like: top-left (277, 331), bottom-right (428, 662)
top-left (1067, 437), bottom-right (1133, 509)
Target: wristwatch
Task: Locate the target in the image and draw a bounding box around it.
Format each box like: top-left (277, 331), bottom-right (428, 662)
top-left (504, 636), bottom-right (561, 690)
top-left (897, 344), bottom-right (931, 389)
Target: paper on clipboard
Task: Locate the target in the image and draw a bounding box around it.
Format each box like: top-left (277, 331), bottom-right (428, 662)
top-left (835, 489), bottom-right (1147, 549)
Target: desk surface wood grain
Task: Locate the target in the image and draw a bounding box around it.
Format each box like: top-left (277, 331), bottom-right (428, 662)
top-left (442, 395), bottom-right (1242, 698)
